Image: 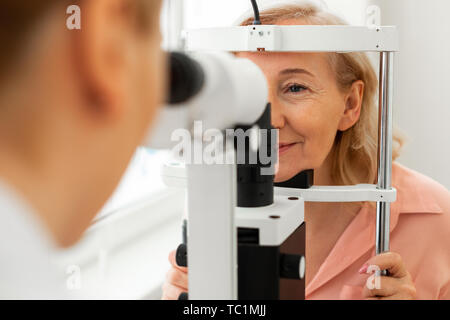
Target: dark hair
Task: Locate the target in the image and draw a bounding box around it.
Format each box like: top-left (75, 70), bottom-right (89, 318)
top-left (0, 0), bottom-right (159, 81)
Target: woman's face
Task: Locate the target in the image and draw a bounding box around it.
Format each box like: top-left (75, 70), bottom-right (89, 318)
top-left (237, 21), bottom-right (355, 183)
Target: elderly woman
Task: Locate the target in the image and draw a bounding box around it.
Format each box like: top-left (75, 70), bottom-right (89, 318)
top-left (162, 1), bottom-right (450, 300)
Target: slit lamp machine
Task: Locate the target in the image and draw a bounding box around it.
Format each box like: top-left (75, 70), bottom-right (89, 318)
top-left (147, 0), bottom-right (399, 300)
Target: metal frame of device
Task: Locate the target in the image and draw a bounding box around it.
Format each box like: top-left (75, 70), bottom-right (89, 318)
top-left (180, 24), bottom-right (398, 299)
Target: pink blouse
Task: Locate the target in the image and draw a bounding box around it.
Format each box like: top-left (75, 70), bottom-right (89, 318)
top-left (306, 162), bottom-right (450, 300)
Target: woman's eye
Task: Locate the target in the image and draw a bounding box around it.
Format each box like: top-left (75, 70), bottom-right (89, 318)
top-left (287, 84), bottom-right (307, 93)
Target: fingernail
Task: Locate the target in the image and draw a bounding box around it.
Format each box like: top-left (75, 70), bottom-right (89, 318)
top-left (176, 244), bottom-right (188, 267)
top-left (178, 292), bottom-right (188, 300)
top-left (358, 263), bottom-right (369, 274)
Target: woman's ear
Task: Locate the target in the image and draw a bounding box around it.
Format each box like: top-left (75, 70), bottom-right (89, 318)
top-left (72, 0), bottom-right (136, 121)
top-left (338, 80), bottom-right (364, 131)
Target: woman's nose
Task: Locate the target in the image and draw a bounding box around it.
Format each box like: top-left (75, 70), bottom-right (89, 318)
top-left (271, 100), bottom-right (286, 129)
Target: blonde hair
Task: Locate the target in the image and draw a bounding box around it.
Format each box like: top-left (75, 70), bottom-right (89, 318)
top-left (240, 2), bottom-right (404, 186)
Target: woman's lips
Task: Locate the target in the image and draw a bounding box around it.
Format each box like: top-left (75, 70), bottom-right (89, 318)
top-left (278, 142), bottom-right (298, 155)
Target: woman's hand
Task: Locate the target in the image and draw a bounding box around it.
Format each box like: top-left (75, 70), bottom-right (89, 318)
top-left (161, 250), bottom-right (188, 300)
top-left (359, 252), bottom-right (417, 300)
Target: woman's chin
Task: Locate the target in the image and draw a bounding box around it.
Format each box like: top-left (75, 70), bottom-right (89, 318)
top-left (274, 170), bottom-right (299, 183)
top-left (274, 162), bottom-right (312, 183)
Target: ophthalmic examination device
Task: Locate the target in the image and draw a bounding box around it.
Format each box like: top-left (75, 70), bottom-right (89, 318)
top-left (147, 0), bottom-right (399, 300)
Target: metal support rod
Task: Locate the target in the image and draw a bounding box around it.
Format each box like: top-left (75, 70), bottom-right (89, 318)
top-left (376, 52), bottom-right (394, 256)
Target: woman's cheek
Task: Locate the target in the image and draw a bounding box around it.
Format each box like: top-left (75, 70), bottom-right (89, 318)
top-left (311, 120), bottom-right (340, 165)
top-left (298, 117), bottom-right (336, 169)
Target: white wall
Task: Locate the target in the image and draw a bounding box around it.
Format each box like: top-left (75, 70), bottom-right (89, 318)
top-left (181, 0), bottom-right (369, 28)
top-left (183, 0), bottom-right (249, 28)
top-left (369, 0), bottom-right (450, 189)
top-left (323, 0), bottom-right (368, 25)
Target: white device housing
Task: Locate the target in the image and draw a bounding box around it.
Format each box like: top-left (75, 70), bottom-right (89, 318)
top-left (146, 52), bottom-right (268, 149)
top-left (185, 25), bottom-right (399, 53)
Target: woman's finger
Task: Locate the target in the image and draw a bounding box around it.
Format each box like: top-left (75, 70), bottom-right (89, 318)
top-left (366, 291), bottom-right (416, 300)
top-left (362, 275), bottom-right (399, 298)
top-left (361, 252), bottom-right (408, 278)
top-left (168, 250), bottom-right (188, 273)
top-left (166, 267), bottom-right (188, 290)
top-left (161, 282), bottom-right (186, 300)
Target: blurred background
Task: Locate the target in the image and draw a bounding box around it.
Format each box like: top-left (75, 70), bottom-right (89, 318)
top-left (58, 0), bottom-right (449, 299)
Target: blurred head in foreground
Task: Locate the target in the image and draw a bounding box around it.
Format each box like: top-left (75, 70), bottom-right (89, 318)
top-left (0, 0), bottom-right (165, 247)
